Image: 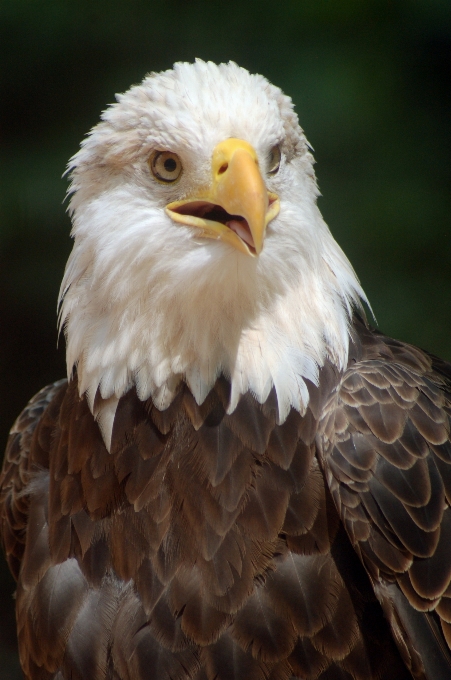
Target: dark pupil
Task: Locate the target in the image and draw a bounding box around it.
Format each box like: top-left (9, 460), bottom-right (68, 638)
top-left (164, 157), bottom-right (177, 173)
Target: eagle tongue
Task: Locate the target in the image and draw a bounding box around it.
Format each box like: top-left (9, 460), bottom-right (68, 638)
top-left (227, 219), bottom-right (255, 249)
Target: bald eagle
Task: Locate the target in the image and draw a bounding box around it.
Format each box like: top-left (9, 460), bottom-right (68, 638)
top-left (1, 61), bottom-right (451, 680)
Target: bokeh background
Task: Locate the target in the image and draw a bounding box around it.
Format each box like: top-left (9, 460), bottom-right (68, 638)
top-left (1, 0), bottom-right (450, 675)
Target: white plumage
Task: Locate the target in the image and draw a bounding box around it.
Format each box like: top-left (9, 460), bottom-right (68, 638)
top-left (59, 60), bottom-right (366, 448)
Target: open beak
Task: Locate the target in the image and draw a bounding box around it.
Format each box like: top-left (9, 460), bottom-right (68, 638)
top-left (165, 138), bottom-right (279, 256)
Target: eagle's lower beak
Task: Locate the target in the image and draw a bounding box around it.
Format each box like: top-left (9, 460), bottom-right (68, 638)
top-left (165, 138), bottom-right (279, 256)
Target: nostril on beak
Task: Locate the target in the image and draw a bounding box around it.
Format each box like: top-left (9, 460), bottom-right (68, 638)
top-left (218, 163), bottom-right (228, 176)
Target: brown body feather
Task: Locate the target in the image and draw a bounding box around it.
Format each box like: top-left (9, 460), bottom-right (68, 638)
top-left (2, 319), bottom-right (451, 679)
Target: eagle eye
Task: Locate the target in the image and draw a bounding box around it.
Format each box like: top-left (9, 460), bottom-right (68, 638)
top-left (150, 151), bottom-right (183, 183)
top-left (267, 145), bottom-right (281, 175)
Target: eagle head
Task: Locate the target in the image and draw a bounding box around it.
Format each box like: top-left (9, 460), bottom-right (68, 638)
top-left (59, 60), bottom-right (366, 448)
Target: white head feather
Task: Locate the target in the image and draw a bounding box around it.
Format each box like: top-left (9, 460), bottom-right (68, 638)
top-left (59, 60), bottom-right (367, 449)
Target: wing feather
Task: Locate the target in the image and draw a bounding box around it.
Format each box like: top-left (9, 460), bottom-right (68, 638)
top-left (0, 380), bottom-right (67, 579)
top-left (319, 318), bottom-right (451, 677)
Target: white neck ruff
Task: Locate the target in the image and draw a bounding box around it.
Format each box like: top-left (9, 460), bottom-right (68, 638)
top-left (59, 182), bottom-right (366, 450)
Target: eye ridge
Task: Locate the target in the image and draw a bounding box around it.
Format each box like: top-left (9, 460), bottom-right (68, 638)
top-left (149, 150), bottom-right (183, 183)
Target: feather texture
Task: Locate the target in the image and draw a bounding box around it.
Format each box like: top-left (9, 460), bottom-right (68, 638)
top-left (319, 317), bottom-right (451, 678)
top-left (1, 356), bottom-right (413, 679)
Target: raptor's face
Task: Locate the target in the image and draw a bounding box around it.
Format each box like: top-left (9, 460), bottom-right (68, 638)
top-left (60, 61), bottom-right (365, 435)
top-left (65, 60), bottom-right (316, 272)
top-left (163, 138), bottom-right (280, 257)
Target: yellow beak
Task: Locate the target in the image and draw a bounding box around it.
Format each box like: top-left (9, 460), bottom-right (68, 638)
top-left (166, 138), bottom-right (279, 256)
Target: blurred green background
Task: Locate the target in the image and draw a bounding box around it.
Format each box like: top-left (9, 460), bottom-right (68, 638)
top-left (1, 0), bottom-right (450, 675)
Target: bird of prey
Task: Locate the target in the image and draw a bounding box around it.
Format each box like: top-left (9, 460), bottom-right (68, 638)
top-left (1, 60), bottom-right (451, 680)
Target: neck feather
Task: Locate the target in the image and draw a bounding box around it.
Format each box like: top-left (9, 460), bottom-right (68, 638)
top-left (59, 190), bottom-right (366, 450)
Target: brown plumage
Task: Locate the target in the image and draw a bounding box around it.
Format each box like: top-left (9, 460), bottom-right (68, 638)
top-left (2, 62), bottom-right (451, 679)
top-left (320, 320), bottom-right (451, 678)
